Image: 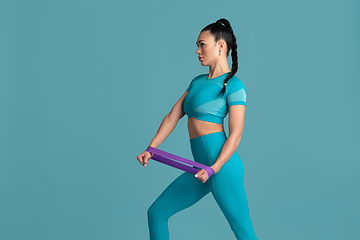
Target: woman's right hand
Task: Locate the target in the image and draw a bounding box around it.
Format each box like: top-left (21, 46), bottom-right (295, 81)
top-left (137, 151), bottom-right (153, 167)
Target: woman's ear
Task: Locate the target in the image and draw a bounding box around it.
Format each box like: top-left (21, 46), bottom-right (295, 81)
top-left (218, 40), bottom-right (226, 51)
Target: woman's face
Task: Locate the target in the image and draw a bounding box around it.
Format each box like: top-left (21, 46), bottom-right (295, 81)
top-left (196, 30), bottom-right (224, 66)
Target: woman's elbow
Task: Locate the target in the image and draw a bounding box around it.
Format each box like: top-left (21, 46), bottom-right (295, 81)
top-left (168, 111), bottom-right (185, 122)
top-left (228, 131), bottom-right (242, 144)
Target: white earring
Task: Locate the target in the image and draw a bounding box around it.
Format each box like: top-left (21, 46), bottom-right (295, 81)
top-left (219, 51), bottom-right (222, 56)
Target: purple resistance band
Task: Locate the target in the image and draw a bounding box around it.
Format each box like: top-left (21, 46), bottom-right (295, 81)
top-left (146, 146), bottom-right (215, 178)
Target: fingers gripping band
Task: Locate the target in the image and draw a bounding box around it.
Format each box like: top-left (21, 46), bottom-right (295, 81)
top-left (146, 146), bottom-right (215, 178)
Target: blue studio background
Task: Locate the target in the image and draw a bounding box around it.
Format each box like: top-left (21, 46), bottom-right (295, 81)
top-left (1, 0), bottom-right (359, 239)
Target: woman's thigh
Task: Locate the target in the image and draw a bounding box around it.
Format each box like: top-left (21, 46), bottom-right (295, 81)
top-left (148, 171), bottom-right (211, 221)
top-left (210, 152), bottom-right (250, 220)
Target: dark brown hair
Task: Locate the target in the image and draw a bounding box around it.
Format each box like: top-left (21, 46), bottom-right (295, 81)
top-left (201, 18), bottom-right (238, 95)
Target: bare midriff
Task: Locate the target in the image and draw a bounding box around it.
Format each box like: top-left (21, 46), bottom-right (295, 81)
top-left (188, 117), bottom-right (225, 139)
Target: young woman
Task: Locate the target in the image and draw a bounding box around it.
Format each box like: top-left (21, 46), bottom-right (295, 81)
top-left (137, 18), bottom-right (258, 240)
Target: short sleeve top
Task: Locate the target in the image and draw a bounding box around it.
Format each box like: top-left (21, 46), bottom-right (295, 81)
top-left (183, 72), bottom-right (246, 124)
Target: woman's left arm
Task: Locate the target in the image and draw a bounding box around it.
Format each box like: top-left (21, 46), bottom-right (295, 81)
top-left (211, 104), bottom-right (246, 174)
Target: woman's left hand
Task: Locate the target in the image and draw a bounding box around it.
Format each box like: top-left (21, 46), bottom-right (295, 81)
top-left (195, 169), bottom-right (209, 183)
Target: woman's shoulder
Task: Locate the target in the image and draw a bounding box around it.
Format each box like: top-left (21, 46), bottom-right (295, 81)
top-left (189, 73), bottom-right (207, 84)
top-left (224, 74), bottom-right (247, 98)
top-left (194, 73), bottom-right (207, 80)
top-left (227, 74), bottom-right (245, 89)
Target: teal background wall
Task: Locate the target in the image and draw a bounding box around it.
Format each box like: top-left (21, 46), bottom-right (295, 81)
top-left (1, 0), bottom-right (359, 239)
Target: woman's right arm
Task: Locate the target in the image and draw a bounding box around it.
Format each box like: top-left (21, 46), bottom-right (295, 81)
top-left (137, 91), bottom-right (188, 167)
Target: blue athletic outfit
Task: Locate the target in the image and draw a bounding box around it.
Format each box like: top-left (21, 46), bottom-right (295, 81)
top-left (147, 72), bottom-right (258, 240)
top-left (184, 72), bottom-right (246, 124)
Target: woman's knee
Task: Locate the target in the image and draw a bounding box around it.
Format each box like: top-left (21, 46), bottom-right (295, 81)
top-left (147, 202), bottom-right (165, 222)
top-left (147, 204), bottom-right (158, 220)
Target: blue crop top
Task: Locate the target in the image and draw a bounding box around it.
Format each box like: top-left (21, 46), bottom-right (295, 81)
top-left (183, 72), bottom-right (246, 124)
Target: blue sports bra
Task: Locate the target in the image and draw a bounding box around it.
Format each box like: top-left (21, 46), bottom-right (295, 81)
top-left (183, 72), bottom-right (246, 124)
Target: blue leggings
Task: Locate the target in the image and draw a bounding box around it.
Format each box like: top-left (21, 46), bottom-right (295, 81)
top-left (147, 131), bottom-right (258, 240)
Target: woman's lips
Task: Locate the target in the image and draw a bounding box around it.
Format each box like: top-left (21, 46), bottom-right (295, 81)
top-left (199, 57), bottom-right (203, 61)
